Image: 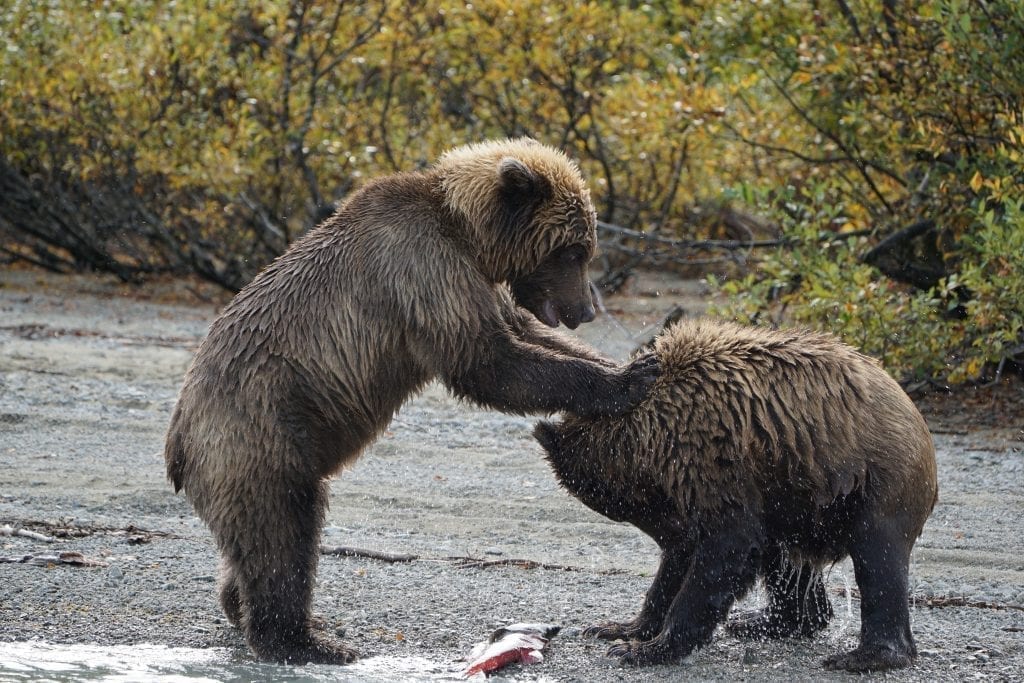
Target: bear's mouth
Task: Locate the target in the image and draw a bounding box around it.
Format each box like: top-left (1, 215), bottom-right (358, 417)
top-left (538, 299), bottom-right (561, 328)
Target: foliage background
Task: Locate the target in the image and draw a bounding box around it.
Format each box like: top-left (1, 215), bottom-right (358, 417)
top-left (1, 0), bottom-right (1022, 385)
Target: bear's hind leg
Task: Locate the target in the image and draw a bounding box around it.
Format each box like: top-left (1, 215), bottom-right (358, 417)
top-left (728, 545), bottom-right (832, 640)
top-left (823, 516), bottom-right (915, 672)
top-left (227, 476), bottom-right (357, 665)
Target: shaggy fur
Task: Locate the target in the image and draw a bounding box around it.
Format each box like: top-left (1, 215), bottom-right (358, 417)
top-left (165, 138), bottom-right (658, 664)
top-left (535, 317), bottom-right (937, 672)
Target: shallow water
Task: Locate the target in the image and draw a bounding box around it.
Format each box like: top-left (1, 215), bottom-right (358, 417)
top-left (0, 642), bottom-right (462, 682)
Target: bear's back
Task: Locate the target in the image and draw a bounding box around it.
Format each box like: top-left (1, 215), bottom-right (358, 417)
top-left (639, 318), bottom-right (935, 517)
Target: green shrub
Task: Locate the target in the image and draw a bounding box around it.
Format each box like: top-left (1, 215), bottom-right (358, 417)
top-left (708, 0), bottom-right (1024, 385)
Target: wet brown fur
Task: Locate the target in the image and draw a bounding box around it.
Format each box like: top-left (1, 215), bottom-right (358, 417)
top-left (536, 317), bottom-right (937, 672)
top-left (164, 138), bottom-right (658, 664)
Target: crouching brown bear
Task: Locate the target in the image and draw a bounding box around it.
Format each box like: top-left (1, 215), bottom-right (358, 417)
top-left (164, 138), bottom-right (659, 665)
top-left (535, 317), bottom-right (937, 672)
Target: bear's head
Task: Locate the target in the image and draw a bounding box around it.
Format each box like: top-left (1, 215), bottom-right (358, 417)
top-left (438, 138), bottom-right (598, 329)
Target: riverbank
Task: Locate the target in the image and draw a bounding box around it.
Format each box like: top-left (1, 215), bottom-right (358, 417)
top-left (1, 267), bottom-right (1022, 681)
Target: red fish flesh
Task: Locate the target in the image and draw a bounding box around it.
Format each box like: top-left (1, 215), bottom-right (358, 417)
top-left (463, 623), bottom-right (560, 677)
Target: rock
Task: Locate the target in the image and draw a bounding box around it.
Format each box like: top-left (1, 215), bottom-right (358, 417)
top-left (105, 565), bottom-right (124, 586)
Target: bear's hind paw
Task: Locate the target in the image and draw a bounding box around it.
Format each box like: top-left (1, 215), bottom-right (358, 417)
top-left (823, 643), bottom-right (913, 672)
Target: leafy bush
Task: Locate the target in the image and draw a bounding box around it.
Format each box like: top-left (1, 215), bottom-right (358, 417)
top-left (1, 1), bottom-right (1021, 384)
top-left (707, 0), bottom-right (1024, 384)
top-left (0, 1), bottom-right (728, 288)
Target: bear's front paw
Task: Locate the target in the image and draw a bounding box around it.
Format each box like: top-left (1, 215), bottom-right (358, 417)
top-left (623, 352), bottom-right (660, 397)
top-left (591, 353), bottom-right (660, 417)
top-left (584, 619), bottom-right (659, 642)
top-left (607, 634), bottom-right (687, 667)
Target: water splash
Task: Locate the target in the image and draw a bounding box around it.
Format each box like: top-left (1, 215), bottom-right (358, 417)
top-left (0, 642), bottom-right (226, 682)
top-left (0, 642), bottom-right (463, 682)
top-left (839, 570), bottom-right (854, 623)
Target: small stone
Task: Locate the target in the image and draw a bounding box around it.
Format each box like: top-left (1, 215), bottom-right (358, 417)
top-left (105, 565), bottom-right (124, 585)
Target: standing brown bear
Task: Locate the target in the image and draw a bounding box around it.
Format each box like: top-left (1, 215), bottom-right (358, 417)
top-left (535, 317), bottom-right (937, 672)
top-left (164, 138), bottom-right (658, 664)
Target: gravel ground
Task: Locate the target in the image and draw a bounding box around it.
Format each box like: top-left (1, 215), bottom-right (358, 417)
top-left (1, 268), bottom-right (1022, 682)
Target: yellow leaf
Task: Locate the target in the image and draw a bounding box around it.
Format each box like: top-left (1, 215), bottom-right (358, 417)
top-left (969, 171), bottom-right (983, 193)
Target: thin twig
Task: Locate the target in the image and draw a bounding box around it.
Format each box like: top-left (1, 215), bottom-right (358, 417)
top-left (320, 545), bottom-right (419, 563)
top-left (320, 547), bottom-right (629, 575)
top-left (597, 220), bottom-right (790, 251)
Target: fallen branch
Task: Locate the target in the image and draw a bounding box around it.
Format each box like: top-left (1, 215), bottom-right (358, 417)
top-left (4, 519), bottom-right (178, 541)
top-left (0, 551), bottom-right (108, 567)
top-left (0, 324), bottom-right (196, 349)
top-left (860, 219), bottom-right (949, 290)
top-left (445, 556), bottom-right (620, 573)
top-left (320, 545), bottom-right (419, 563)
top-left (320, 546), bottom-right (628, 575)
top-left (977, 344), bottom-right (1024, 389)
top-left (0, 524), bottom-right (54, 543)
top-left (912, 594), bottom-right (1024, 612)
top-left (832, 585), bottom-right (1024, 611)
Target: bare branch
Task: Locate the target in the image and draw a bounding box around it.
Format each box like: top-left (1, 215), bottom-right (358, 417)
top-left (597, 220), bottom-right (788, 251)
top-left (238, 192), bottom-right (288, 252)
top-left (762, 70), bottom-right (905, 212)
top-left (0, 524), bottom-right (55, 542)
top-left (834, 0), bottom-right (863, 42)
top-left (654, 138), bottom-right (690, 233)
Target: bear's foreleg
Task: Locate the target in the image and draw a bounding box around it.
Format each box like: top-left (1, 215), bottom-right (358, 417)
top-left (502, 305), bottom-right (617, 369)
top-left (608, 527), bottom-right (761, 666)
top-left (585, 545), bottom-right (691, 642)
top-left (446, 338), bottom-right (659, 418)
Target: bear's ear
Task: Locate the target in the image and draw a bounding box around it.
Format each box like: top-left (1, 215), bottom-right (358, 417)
top-left (497, 156), bottom-right (539, 197)
top-left (533, 420), bottom-right (562, 455)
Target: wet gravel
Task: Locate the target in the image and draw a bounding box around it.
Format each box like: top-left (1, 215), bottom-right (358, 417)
top-left (1, 269), bottom-right (1022, 681)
